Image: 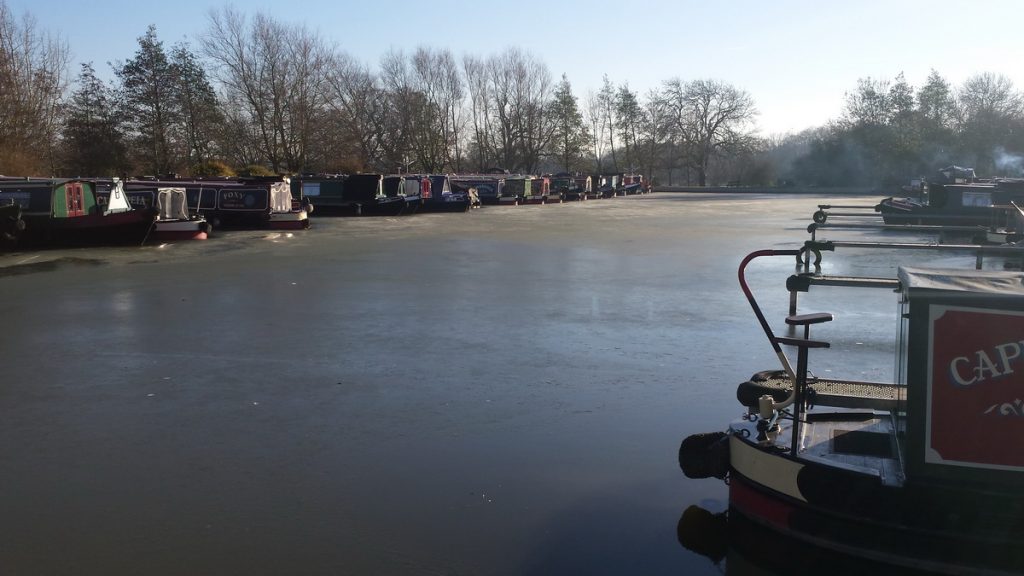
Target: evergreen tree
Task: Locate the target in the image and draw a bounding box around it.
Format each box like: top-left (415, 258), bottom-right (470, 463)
top-left (170, 43), bottom-right (222, 171)
top-left (62, 63), bottom-right (126, 176)
top-left (118, 25), bottom-right (179, 175)
top-left (615, 83), bottom-right (643, 172)
top-left (547, 74), bottom-right (589, 173)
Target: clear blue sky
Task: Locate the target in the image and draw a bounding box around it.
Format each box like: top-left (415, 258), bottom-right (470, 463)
top-left (9, 0), bottom-right (1024, 135)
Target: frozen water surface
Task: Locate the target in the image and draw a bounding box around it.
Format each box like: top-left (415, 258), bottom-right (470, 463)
top-left (0, 194), bottom-right (991, 575)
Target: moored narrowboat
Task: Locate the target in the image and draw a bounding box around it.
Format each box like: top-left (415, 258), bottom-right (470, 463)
top-left (680, 248), bottom-right (1024, 575)
top-left (422, 175), bottom-right (476, 212)
top-left (533, 175), bottom-right (556, 203)
top-left (383, 175), bottom-right (419, 215)
top-left (346, 174), bottom-right (404, 216)
top-left (551, 173), bottom-right (585, 201)
top-left (291, 174), bottom-right (352, 214)
top-left (451, 175), bottom-right (504, 206)
top-left (0, 177), bottom-right (157, 247)
top-left (126, 176), bottom-right (309, 230)
top-left (601, 173), bottom-right (622, 197)
top-left (98, 182), bottom-right (211, 241)
top-left (589, 174), bottom-right (608, 199)
top-left (503, 175), bottom-right (532, 205)
top-left (876, 179), bottom-right (1024, 228)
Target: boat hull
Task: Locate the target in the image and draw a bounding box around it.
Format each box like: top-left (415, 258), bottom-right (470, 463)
top-left (20, 209), bottom-right (158, 247)
top-left (150, 219), bottom-right (211, 242)
top-left (267, 211), bottom-right (310, 230)
top-left (729, 436), bottom-right (1024, 575)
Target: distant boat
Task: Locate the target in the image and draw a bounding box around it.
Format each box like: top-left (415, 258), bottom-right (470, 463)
top-left (876, 166), bottom-right (1024, 228)
top-left (450, 175), bottom-right (505, 206)
top-left (0, 177), bottom-right (157, 247)
top-left (290, 174), bottom-right (405, 216)
top-left (421, 174), bottom-right (477, 212)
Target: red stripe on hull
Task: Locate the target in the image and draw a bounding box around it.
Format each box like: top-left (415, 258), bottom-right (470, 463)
top-left (729, 473), bottom-right (795, 530)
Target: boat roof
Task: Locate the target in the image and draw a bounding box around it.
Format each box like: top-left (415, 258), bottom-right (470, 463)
top-left (899, 266), bottom-right (1024, 296)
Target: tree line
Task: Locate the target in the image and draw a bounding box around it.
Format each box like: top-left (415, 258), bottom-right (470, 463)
top-left (3, 1), bottom-right (1024, 188)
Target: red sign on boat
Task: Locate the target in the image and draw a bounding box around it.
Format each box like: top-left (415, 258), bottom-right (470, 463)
top-left (927, 305), bottom-right (1024, 470)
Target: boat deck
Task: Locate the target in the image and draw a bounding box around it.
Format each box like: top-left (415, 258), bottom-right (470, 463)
top-left (753, 374), bottom-right (906, 410)
top-left (799, 410), bottom-right (904, 486)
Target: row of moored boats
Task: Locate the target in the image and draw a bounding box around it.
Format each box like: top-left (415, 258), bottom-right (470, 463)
top-left (0, 172), bottom-right (650, 249)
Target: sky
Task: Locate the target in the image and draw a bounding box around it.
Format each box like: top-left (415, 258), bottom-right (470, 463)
top-left (8, 0), bottom-right (1024, 136)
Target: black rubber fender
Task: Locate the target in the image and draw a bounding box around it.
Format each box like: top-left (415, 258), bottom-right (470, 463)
top-left (678, 432), bottom-right (730, 479)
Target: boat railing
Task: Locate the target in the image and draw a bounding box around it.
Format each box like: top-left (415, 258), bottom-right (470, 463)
top-left (799, 235), bottom-right (1024, 270)
top-left (739, 248), bottom-right (909, 455)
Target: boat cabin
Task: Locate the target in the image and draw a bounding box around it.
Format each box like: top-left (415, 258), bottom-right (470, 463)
top-left (451, 176), bottom-right (504, 205)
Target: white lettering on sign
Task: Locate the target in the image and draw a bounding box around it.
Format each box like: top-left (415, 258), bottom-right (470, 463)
top-left (949, 341), bottom-right (1024, 386)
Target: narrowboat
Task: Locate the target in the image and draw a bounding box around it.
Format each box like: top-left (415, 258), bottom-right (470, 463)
top-left (344, 174), bottom-right (404, 216)
top-left (679, 248), bottom-right (1024, 575)
top-left (875, 167), bottom-right (1023, 227)
top-left (589, 174), bottom-right (608, 199)
top-left (97, 182), bottom-right (211, 241)
top-left (621, 174), bottom-right (647, 195)
top-left (876, 179), bottom-right (1024, 228)
top-left (501, 175), bottom-right (531, 205)
top-left (533, 175), bottom-right (557, 203)
top-left (601, 173), bottom-right (622, 197)
top-left (0, 177), bottom-right (157, 247)
top-left (552, 171), bottom-right (585, 200)
top-left (572, 175), bottom-right (593, 200)
top-left (400, 175), bottom-right (433, 213)
top-left (264, 176), bottom-right (311, 229)
top-left (451, 175), bottom-right (504, 206)
top-left (382, 175), bottom-right (419, 215)
top-left (421, 175), bottom-right (476, 212)
top-left (126, 177), bottom-right (309, 229)
top-left (291, 174), bottom-right (352, 214)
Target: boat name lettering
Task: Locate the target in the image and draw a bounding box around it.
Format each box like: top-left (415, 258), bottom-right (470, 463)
top-left (949, 340), bottom-right (1024, 386)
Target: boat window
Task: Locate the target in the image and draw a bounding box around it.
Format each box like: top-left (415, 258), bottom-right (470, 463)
top-left (302, 182), bottom-right (321, 197)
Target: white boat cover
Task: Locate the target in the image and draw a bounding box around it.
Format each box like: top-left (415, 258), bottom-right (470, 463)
top-left (270, 181), bottom-right (292, 213)
top-left (899, 267), bottom-right (1024, 296)
top-left (104, 179), bottom-right (133, 215)
top-left (156, 188), bottom-right (189, 220)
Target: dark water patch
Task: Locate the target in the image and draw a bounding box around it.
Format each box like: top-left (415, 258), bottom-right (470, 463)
top-left (0, 256), bottom-right (105, 277)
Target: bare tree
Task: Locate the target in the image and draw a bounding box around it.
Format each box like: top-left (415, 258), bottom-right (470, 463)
top-left (462, 54), bottom-right (493, 171)
top-left (202, 7), bottom-right (333, 173)
top-left (662, 78), bottom-right (757, 186)
top-left (597, 75), bottom-right (618, 171)
top-left (957, 72), bottom-right (1024, 173)
top-left (468, 48), bottom-right (553, 173)
top-left (325, 53), bottom-right (386, 172)
top-left (0, 0), bottom-right (69, 175)
top-left (615, 82), bottom-right (643, 172)
top-left (638, 88), bottom-right (668, 183)
top-left (411, 47), bottom-right (464, 172)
